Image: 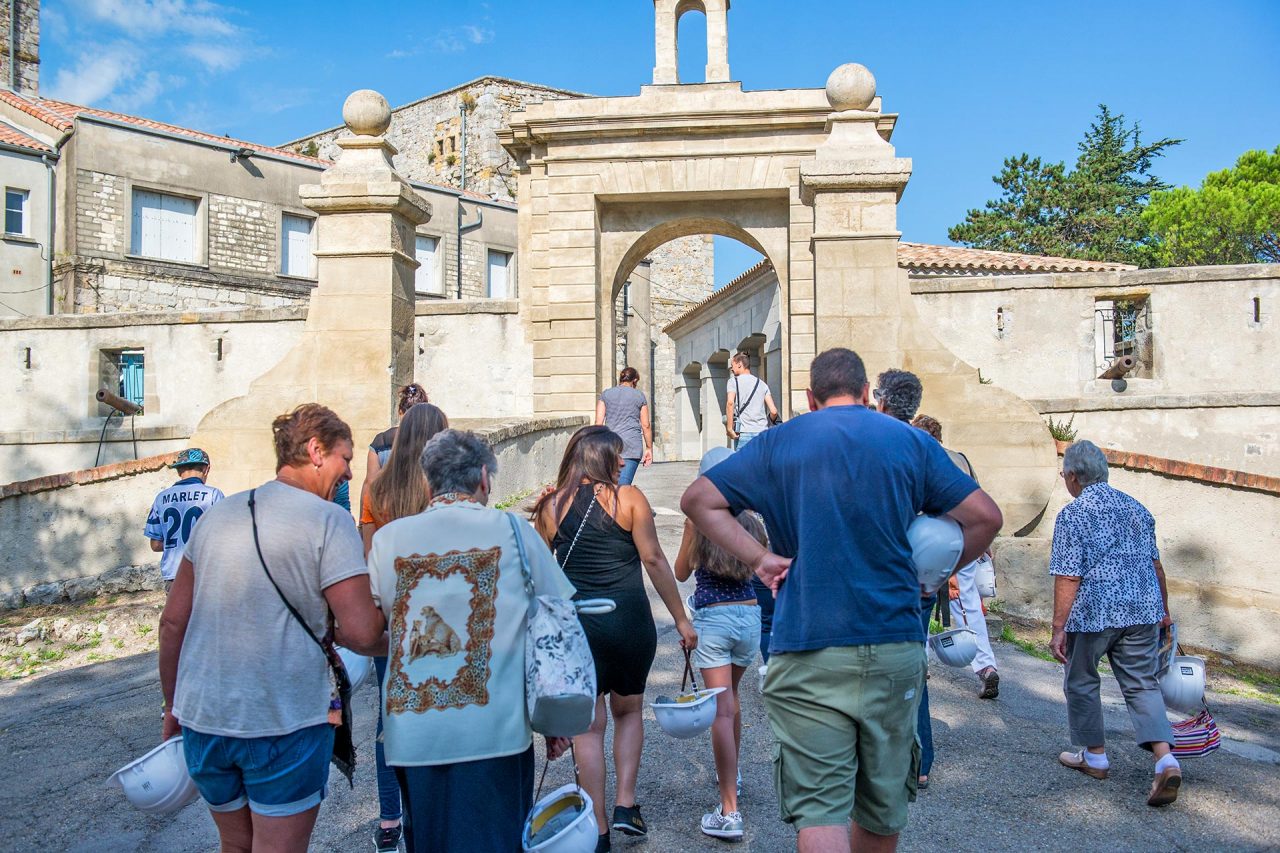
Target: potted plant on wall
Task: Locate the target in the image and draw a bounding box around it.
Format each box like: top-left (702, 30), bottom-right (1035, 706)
top-left (1046, 415), bottom-right (1078, 455)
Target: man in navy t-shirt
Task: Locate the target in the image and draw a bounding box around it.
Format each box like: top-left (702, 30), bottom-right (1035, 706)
top-left (682, 348), bottom-right (1002, 851)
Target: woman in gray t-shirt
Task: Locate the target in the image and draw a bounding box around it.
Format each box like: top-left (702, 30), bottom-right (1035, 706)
top-left (159, 404), bottom-right (387, 850)
top-left (596, 366), bottom-right (652, 485)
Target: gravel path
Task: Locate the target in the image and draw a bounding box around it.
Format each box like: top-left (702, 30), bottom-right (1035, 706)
top-left (1, 461), bottom-right (1276, 851)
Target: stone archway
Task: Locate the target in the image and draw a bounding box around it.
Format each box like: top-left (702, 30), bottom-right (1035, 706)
top-left (500, 6), bottom-right (1058, 532)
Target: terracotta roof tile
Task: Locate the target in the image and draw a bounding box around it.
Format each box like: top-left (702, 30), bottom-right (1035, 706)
top-left (0, 90), bottom-right (514, 204)
top-left (898, 242), bottom-right (1134, 273)
top-left (665, 243), bottom-right (1134, 332)
top-left (31, 95), bottom-right (328, 165)
top-left (0, 120), bottom-right (52, 153)
top-left (0, 89), bottom-right (73, 132)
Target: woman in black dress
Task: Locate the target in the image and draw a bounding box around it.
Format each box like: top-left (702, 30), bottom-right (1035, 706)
top-left (534, 426), bottom-right (696, 853)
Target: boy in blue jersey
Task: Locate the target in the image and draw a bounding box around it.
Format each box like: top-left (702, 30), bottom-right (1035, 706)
top-left (145, 449), bottom-right (224, 592)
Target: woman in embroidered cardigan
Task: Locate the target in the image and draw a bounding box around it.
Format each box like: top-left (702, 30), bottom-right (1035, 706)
top-left (366, 429), bottom-right (574, 853)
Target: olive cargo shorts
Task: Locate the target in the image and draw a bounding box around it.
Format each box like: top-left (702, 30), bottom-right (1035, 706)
top-left (763, 642), bottom-right (926, 835)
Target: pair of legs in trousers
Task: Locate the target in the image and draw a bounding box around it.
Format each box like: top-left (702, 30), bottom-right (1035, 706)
top-left (916, 595), bottom-right (936, 781)
top-left (751, 575), bottom-right (774, 663)
top-left (1062, 623), bottom-right (1182, 806)
top-left (949, 558), bottom-right (998, 673)
top-left (372, 656), bottom-right (402, 830)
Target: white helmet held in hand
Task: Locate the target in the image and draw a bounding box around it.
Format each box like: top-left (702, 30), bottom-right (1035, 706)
top-left (651, 688), bottom-right (726, 739)
top-left (523, 783), bottom-right (598, 852)
top-left (1160, 655), bottom-right (1207, 714)
top-left (909, 514), bottom-right (964, 594)
top-left (929, 627), bottom-right (979, 668)
top-left (108, 736), bottom-right (200, 815)
top-left (337, 646), bottom-right (373, 691)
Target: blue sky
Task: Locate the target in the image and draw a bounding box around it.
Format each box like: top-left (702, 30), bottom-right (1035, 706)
top-left (41, 1), bottom-right (1280, 285)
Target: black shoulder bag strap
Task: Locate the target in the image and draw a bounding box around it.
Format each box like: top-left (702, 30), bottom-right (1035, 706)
top-left (247, 488), bottom-right (356, 786)
top-left (733, 375), bottom-right (760, 421)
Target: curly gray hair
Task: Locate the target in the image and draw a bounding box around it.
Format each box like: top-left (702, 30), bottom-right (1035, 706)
top-left (875, 369), bottom-right (923, 423)
top-left (420, 430), bottom-right (498, 498)
top-left (1063, 439), bottom-right (1109, 487)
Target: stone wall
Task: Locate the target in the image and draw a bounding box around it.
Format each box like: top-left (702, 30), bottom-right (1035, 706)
top-left (0, 0), bottom-right (39, 95)
top-left (287, 77), bottom-right (583, 203)
top-left (207, 195), bottom-right (274, 275)
top-left (414, 300), bottom-right (534, 419)
top-left (0, 415), bottom-right (584, 610)
top-left (0, 300), bottom-right (535, 483)
top-left (911, 263), bottom-right (1280, 475)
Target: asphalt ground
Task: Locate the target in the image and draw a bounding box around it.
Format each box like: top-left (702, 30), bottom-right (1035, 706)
top-left (1, 461), bottom-right (1277, 851)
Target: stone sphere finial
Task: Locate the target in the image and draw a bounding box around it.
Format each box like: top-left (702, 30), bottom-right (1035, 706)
top-left (825, 63), bottom-right (876, 111)
top-left (343, 89), bottom-right (392, 137)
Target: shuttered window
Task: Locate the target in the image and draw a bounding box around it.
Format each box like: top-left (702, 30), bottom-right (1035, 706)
top-left (487, 249), bottom-right (512, 298)
top-left (131, 190), bottom-right (197, 263)
top-left (415, 235), bottom-right (441, 295)
top-left (281, 214), bottom-right (315, 277)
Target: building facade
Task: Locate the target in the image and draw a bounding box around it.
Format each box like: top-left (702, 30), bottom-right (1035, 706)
top-left (0, 90), bottom-right (520, 315)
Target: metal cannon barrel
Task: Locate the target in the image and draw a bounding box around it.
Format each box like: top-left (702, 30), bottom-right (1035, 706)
top-left (96, 388), bottom-right (142, 415)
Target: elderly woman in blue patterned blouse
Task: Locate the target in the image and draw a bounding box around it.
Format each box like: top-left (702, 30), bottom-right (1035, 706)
top-left (1048, 440), bottom-right (1182, 808)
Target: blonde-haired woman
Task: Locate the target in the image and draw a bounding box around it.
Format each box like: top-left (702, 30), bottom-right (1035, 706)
top-left (359, 401), bottom-right (449, 852)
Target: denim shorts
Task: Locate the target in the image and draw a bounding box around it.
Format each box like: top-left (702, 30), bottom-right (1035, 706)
top-left (182, 723), bottom-right (334, 817)
top-left (692, 604), bottom-right (761, 669)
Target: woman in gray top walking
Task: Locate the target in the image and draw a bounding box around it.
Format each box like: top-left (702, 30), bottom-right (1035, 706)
top-left (596, 366), bottom-right (652, 485)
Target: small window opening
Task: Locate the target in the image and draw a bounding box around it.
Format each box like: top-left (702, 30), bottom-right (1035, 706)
top-left (1095, 297), bottom-right (1153, 379)
top-left (996, 306), bottom-right (1005, 335)
top-left (99, 348), bottom-right (146, 415)
top-left (1253, 296), bottom-right (1262, 324)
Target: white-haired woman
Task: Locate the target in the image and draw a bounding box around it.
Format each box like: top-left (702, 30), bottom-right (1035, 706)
top-left (366, 429), bottom-right (575, 852)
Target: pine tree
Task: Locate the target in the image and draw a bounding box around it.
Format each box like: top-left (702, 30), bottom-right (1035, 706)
top-left (1144, 145), bottom-right (1280, 266)
top-left (948, 106), bottom-right (1181, 266)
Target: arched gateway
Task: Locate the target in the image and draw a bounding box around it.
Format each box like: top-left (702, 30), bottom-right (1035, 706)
top-left (501, 3), bottom-right (1057, 532)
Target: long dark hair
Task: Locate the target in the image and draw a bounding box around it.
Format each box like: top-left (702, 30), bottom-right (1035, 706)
top-left (368, 403), bottom-right (449, 524)
top-left (691, 511), bottom-right (768, 581)
top-left (533, 425), bottom-right (624, 524)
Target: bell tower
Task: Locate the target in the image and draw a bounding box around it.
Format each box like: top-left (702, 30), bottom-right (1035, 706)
top-left (653, 0), bottom-right (731, 85)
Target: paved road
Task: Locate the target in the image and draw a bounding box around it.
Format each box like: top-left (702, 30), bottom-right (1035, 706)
top-left (1, 461), bottom-right (1278, 851)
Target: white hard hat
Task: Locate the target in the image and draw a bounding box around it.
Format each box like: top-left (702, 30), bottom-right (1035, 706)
top-left (973, 554), bottom-right (997, 599)
top-left (337, 646), bottom-right (373, 691)
top-left (107, 736), bottom-right (200, 815)
top-left (1160, 655), bottom-right (1207, 714)
top-left (651, 687), bottom-right (726, 739)
top-left (524, 783), bottom-right (599, 852)
top-left (929, 627), bottom-right (979, 668)
top-left (909, 514), bottom-right (964, 594)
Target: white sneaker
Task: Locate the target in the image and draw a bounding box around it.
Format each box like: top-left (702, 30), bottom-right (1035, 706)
top-left (701, 808), bottom-right (744, 840)
top-left (757, 664), bottom-right (768, 692)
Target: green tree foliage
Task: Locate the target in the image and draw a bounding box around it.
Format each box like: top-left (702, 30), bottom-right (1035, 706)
top-left (1144, 146), bottom-right (1280, 266)
top-left (948, 106), bottom-right (1181, 266)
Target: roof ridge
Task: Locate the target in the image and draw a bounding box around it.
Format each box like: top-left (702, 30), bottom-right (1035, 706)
top-left (279, 75), bottom-right (592, 146)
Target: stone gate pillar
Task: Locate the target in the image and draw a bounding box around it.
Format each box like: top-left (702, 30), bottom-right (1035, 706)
top-left (189, 90), bottom-right (431, 495)
top-left (801, 65), bottom-right (1057, 532)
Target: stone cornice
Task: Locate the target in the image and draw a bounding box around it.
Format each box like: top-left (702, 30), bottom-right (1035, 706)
top-left (0, 305), bottom-right (308, 331)
top-left (910, 263), bottom-right (1280, 293)
top-left (799, 158), bottom-right (912, 203)
top-left (1032, 391), bottom-right (1280, 413)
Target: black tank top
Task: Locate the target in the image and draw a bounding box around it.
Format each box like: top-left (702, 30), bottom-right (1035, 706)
top-left (551, 484), bottom-right (644, 599)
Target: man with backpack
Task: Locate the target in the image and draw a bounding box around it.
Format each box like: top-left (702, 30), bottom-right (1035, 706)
top-left (725, 352), bottom-right (779, 449)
